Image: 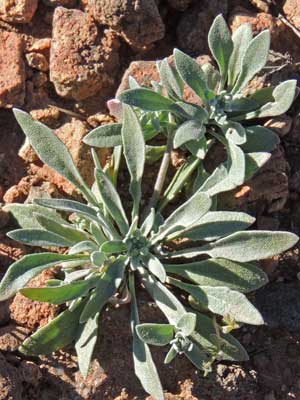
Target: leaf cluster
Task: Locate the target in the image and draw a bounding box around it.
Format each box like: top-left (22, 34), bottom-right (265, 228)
top-left (1, 15), bottom-right (299, 400)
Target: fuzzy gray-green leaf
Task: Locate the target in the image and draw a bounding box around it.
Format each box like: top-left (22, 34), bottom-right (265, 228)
top-left (173, 48), bottom-right (213, 101)
top-left (83, 123), bottom-right (122, 148)
top-left (208, 14), bottom-right (233, 83)
top-left (20, 300), bottom-right (85, 355)
top-left (122, 105), bottom-right (145, 218)
top-left (232, 30), bottom-right (270, 94)
top-left (8, 229), bottom-right (74, 248)
top-left (173, 120), bottom-right (205, 148)
top-left (95, 169), bottom-right (129, 235)
top-left (0, 253), bottom-right (88, 301)
top-left (228, 23), bottom-right (253, 88)
top-left (75, 313), bottom-right (99, 377)
top-left (169, 278), bottom-right (264, 325)
top-left (164, 258), bottom-right (268, 293)
top-left (136, 323), bottom-right (174, 346)
top-left (13, 109), bottom-right (94, 204)
top-left (183, 211), bottom-right (255, 241)
top-left (151, 191), bottom-right (211, 243)
top-left (20, 277), bottom-right (98, 304)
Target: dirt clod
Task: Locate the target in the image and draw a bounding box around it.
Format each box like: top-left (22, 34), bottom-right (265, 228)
top-left (50, 7), bottom-right (120, 100)
top-left (0, 31), bottom-right (25, 108)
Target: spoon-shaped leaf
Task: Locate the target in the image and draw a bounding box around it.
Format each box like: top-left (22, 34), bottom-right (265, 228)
top-left (169, 278), bottom-right (264, 325)
top-left (136, 323), bottom-right (174, 346)
top-left (208, 14), bottom-right (233, 84)
top-left (122, 105), bottom-right (145, 218)
top-left (83, 123), bottom-right (122, 148)
top-left (164, 258), bottom-right (268, 293)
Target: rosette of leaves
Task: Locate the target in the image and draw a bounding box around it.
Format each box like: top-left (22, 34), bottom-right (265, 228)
top-left (85, 15), bottom-right (296, 208)
top-left (1, 108), bottom-right (298, 400)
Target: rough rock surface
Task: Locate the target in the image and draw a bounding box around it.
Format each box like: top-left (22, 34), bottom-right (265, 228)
top-left (229, 7), bottom-right (297, 56)
top-left (0, 353), bottom-right (22, 400)
top-left (26, 52), bottom-right (49, 72)
top-left (283, 0), bottom-right (300, 29)
top-left (0, 31), bottom-right (25, 108)
top-left (50, 7), bottom-right (120, 100)
top-left (0, 324), bottom-right (30, 351)
top-left (0, 0), bottom-right (38, 23)
top-left (88, 0), bottom-right (165, 48)
top-left (10, 270), bottom-right (59, 331)
top-left (176, 0), bottom-right (228, 54)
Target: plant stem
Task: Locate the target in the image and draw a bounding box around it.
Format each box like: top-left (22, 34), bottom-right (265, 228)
top-left (145, 129), bottom-right (174, 214)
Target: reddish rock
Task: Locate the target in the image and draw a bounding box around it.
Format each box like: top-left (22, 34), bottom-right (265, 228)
top-left (176, 0), bottom-right (228, 54)
top-left (88, 0), bottom-right (165, 49)
top-left (0, 353), bottom-right (22, 400)
top-left (283, 0), bottom-right (300, 29)
top-left (26, 52), bottom-right (49, 72)
top-left (0, 234), bottom-right (27, 270)
top-left (249, 0), bottom-right (270, 12)
top-left (229, 8), bottom-right (297, 56)
top-left (0, 0), bottom-right (38, 23)
top-left (264, 115), bottom-right (293, 138)
top-left (10, 270), bottom-right (60, 331)
top-left (0, 31), bottom-right (25, 108)
top-left (50, 7), bottom-right (120, 100)
top-left (233, 146), bottom-right (289, 214)
top-left (0, 324), bottom-right (30, 351)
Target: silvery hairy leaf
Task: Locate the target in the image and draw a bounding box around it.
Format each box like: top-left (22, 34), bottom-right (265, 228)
top-left (176, 312), bottom-right (197, 337)
top-left (169, 278), bottom-right (264, 325)
top-left (13, 109), bottom-right (95, 205)
top-left (20, 276), bottom-right (99, 305)
top-left (146, 254), bottom-right (166, 283)
top-left (83, 123), bottom-right (122, 148)
top-left (190, 311), bottom-right (249, 361)
top-left (151, 191), bottom-right (211, 243)
top-left (140, 268), bottom-right (186, 325)
top-left (232, 30), bottom-right (270, 94)
top-left (3, 203), bottom-right (66, 229)
top-left (170, 230), bottom-right (299, 262)
top-left (227, 23), bottom-right (253, 88)
top-left (7, 229), bottom-right (75, 248)
top-left (0, 253), bottom-right (89, 301)
top-left (118, 88), bottom-right (175, 111)
top-left (20, 300), bottom-right (86, 355)
top-left (208, 14), bottom-right (233, 84)
top-left (164, 258), bottom-right (268, 293)
top-left (242, 80), bottom-right (297, 119)
top-left (95, 168), bottom-right (129, 235)
top-left (136, 323), bottom-right (174, 346)
top-left (129, 274), bottom-right (164, 400)
top-left (159, 58), bottom-right (184, 98)
top-left (242, 126), bottom-right (279, 153)
top-left (202, 63), bottom-right (221, 91)
top-left (75, 313), bottom-right (99, 377)
top-left (183, 211), bottom-right (255, 241)
top-left (173, 120), bottom-right (205, 148)
top-left (80, 256), bottom-right (126, 322)
top-left (173, 48), bottom-right (214, 102)
top-left (122, 105), bottom-right (145, 218)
